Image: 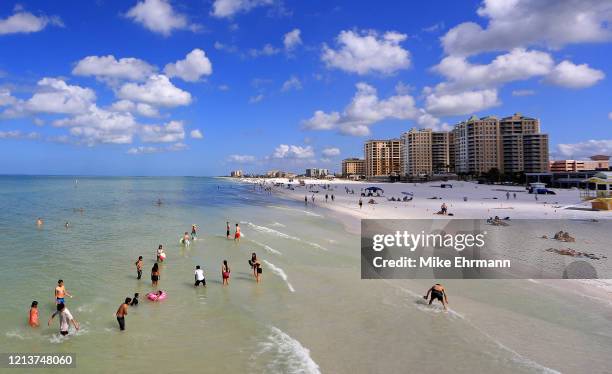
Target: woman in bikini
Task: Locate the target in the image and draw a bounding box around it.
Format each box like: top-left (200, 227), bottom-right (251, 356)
top-left (221, 260), bottom-right (230, 286)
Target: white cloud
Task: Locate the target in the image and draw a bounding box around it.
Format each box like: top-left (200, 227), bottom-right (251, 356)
top-left (190, 129), bottom-right (203, 139)
top-left (214, 41), bottom-right (238, 53)
top-left (249, 94), bottom-right (264, 103)
top-left (321, 30), bottom-right (410, 75)
top-left (556, 139), bottom-right (612, 159)
top-left (512, 89), bottom-right (535, 96)
top-left (433, 48), bottom-right (554, 90)
top-left (441, 0), bottom-right (612, 56)
top-left (545, 60), bottom-right (605, 89)
top-left (321, 147), bottom-right (340, 157)
top-left (118, 74), bottom-right (192, 107)
top-left (54, 105), bottom-right (137, 145)
top-left (0, 9), bottom-right (62, 35)
top-left (272, 144), bottom-right (314, 159)
top-left (218, 84), bottom-right (230, 91)
top-left (248, 44), bottom-right (280, 57)
top-left (211, 0), bottom-right (274, 18)
top-left (110, 100), bottom-right (160, 117)
top-left (0, 88), bottom-right (17, 106)
top-left (283, 28), bottom-right (301, 50)
top-left (24, 78), bottom-right (96, 114)
top-left (281, 76), bottom-right (302, 91)
top-left (425, 88), bottom-right (500, 116)
top-left (0, 130), bottom-right (40, 139)
top-left (228, 154), bottom-right (256, 163)
top-left (127, 142), bottom-right (187, 154)
top-left (164, 49), bottom-right (212, 82)
top-left (72, 55), bottom-right (156, 81)
top-left (126, 0), bottom-right (197, 36)
top-left (303, 82), bottom-right (418, 136)
top-left (141, 120), bottom-right (185, 143)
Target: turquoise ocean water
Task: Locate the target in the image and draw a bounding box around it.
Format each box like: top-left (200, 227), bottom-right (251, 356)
top-left (0, 176), bottom-right (611, 374)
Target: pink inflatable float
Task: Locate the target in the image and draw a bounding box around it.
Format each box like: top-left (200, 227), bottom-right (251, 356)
top-left (147, 291), bottom-right (167, 301)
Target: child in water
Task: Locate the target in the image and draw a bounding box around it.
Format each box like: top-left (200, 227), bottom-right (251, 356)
top-left (130, 293), bottom-right (139, 306)
top-left (29, 301), bottom-right (39, 327)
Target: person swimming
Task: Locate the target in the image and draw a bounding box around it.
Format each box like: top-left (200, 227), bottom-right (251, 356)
top-left (55, 279), bottom-right (72, 304)
top-left (130, 293), bottom-right (139, 306)
top-left (29, 301), bottom-right (39, 327)
top-left (222, 260), bottom-right (230, 285)
top-left (424, 284), bottom-right (449, 310)
top-left (191, 224), bottom-right (198, 240)
top-left (36, 218), bottom-right (43, 226)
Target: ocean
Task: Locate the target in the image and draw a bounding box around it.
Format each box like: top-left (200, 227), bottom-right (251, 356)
top-left (0, 176), bottom-right (610, 373)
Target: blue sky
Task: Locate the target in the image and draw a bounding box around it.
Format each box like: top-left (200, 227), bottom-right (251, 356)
top-left (0, 0), bottom-right (611, 176)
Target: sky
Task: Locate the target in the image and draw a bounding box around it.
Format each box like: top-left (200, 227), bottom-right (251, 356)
top-left (0, 0), bottom-right (611, 176)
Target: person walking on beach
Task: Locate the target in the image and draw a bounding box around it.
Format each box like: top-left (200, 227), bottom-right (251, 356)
top-left (29, 301), bottom-right (39, 327)
top-left (115, 298), bottom-right (130, 331)
top-left (359, 198), bottom-right (363, 209)
top-left (222, 260), bottom-right (231, 286)
top-left (226, 221), bottom-right (231, 239)
top-left (513, 192), bottom-right (516, 199)
top-left (151, 263), bottom-right (160, 287)
top-left (55, 280), bottom-right (72, 304)
top-left (424, 284), bottom-right (449, 311)
top-left (234, 223), bottom-right (241, 243)
top-left (194, 265), bottom-right (206, 287)
top-left (331, 194), bottom-right (335, 202)
top-left (304, 195), bottom-right (308, 205)
top-left (325, 194), bottom-right (329, 203)
top-left (48, 303), bottom-right (79, 336)
top-left (441, 203), bottom-right (448, 215)
top-left (506, 191), bottom-right (510, 200)
top-left (135, 256), bottom-right (143, 280)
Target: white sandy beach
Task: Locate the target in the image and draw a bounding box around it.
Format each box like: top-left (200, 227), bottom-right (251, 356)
top-left (237, 177), bottom-right (612, 301)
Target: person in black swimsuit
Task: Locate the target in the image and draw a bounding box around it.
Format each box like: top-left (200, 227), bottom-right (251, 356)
top-left (424, 284), bottom-right (448, 310)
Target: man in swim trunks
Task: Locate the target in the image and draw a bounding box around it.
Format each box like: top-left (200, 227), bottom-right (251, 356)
top-left (115, 297), bottom-right (131, 331)
top-left (55, 280), bottom-right (72, 304)
top-left (135, 256), bottom-right (143, 279)
top-left (424, 284), bottom-right (448, 310)
top-left (234, 223), bottom-right (241, 242)
top-left (48, 303), bottom-right (79, 336)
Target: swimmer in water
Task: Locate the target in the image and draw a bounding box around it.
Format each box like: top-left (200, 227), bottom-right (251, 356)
top-left (250, 254), bottom-right (263, 283)
top-left (64, 221), bottom-right (70, 229)
top-left (424, 284), bottom-right (448, 311)
top-left (234, 223), bottom-right (241, 243)
top-left (191, 224), bottom-right (198, 240)
top-left (55, 280), bottom-right (72, 304)
top-left (115, 297), bottom-right (130, 331)
top-left (48, 303), bottom-right (79, 336)
top-left (222, 260), bottom-right (230, 286)
top-left (226, 221), bottom-right (230, 239)
top-left (156, 245), bottom-right (164, 262)
top-left (29, 301), bottom-right (39, 327)
top-left (135, 256), bottom-right (143, 279)
top-left (130, 293), bottom-right (139, 306)
top-left (36, 218), bottom-right (43, 226)
top-left (156, 199), bottom-right (163, 206)
top-left (151, 263), bottom-right (160, 287)
top-left (182, 232), bottom-right (190, 245)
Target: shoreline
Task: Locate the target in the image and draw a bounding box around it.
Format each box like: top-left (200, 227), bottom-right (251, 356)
top-left (236, 177), bottom-right (612, 305)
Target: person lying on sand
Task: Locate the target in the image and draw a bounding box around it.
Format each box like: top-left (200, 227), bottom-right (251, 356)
top-left (424, 284), bottom-right (448, 311)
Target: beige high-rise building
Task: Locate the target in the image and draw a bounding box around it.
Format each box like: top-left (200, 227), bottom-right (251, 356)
top-left (451, 113), bottom-right (549, 175)
top-left (452, 116), bottom-right (502, 175)
top-left (401, 129), bottom-right (451, 177)
top-left (401, 129), bottom-right (432, 177)
top-left (341, 158), bottom-right (365, 177)
top-left (364, 139), bottom-right (402, 179)
top-left (500, 113), bottom-right (547, 173)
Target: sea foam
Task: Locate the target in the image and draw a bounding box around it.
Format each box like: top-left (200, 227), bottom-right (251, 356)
top-left (256, 326), bottom-right (320, 374)
top-left (263, 260), bottom-right (295, 292)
